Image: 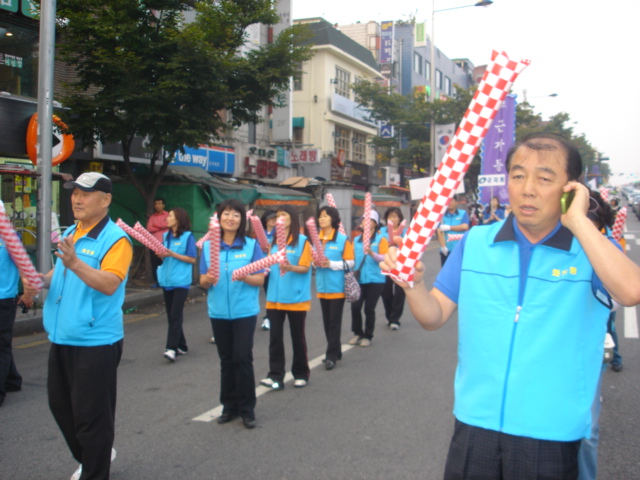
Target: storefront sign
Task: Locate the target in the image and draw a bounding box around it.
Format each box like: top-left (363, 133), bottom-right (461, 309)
top-left (330, 157), bottom-right (352, 183)
top-left (347, 161), bottom-right (368, 186)
top-left (172, 145), bottom-right (235, 174)
top-left (247, 145), bottom-right (276, 160)
top-left (368, 165), bottom-right (386, 186)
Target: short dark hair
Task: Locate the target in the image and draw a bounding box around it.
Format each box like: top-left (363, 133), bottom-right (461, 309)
top-left (587, 190), bottom-right (615, 230)
top-left (154, 197), bottom-right (165, 204)
top-left (216, 199), bottom-right (247, 243)
top-left (506, 132), bottom-right (583, 181)
top-left (383, 207), bottom-right (404, 224)
top-left (318, 206), bottom-right (341, 231)
top-left (170, 207), bottom-right (191, 238)
top-left (260, 209), bottom-right (277, 229)
top-left (275, 204), bottom-right (301, 248)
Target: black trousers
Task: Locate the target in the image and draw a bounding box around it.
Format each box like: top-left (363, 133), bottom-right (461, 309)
top-left (319, 297), bottom-right (345, 362)
top-left (266, 309), bottom-right (309, 383)
top-left (381, 276), bottom-right (406, 325)
top-left (48, 341), bottom-right (123, 480)
top-left (0, 297), bottom-right (21, 401)
top-left (444, 419), bottom-right (580, 480)
top-left (440, 251), bottom-right (450, 266)
top-left (211, 316), bottom-right (257, 420)
top-left (350, 283), bottom-right (384, 340)
top-left (149, 251), bottom-right (163, 284)
top-left (162, 288), bottom-right (189, 351)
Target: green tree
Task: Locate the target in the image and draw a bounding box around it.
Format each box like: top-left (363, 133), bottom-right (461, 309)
top-left (55, 0), bottom-right (312, 214)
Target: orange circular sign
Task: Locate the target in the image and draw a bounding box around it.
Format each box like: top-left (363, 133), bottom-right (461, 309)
top-left (26, 113), bottom-right (75, 166)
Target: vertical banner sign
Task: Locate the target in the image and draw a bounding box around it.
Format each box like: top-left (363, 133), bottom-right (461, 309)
top-left (414, 22), bottom-right (427, 47)
top-left (480, 93), bottom-right (516, 206)
top-left (435, 123), bottom-right (455, 169)
top-left (380, 21), bottom-right (394, 64)
top-left (271, 0), bottom-right (293, 143)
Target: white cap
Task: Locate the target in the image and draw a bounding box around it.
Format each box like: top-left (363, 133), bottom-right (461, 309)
top-left (368, 210), bottom-right (380, 224)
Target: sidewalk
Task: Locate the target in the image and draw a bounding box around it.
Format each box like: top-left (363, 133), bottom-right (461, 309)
top-left (13, 285), bottom-right (203, 338)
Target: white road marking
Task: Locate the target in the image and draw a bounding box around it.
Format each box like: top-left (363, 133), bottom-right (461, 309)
top-left (624, 306), bottom-right (639, 339)
top-left (193, 344), bottom-right (355, 422)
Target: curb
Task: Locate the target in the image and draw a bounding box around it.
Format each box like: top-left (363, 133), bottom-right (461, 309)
top-left (13, 285), bottom-right (203, 338)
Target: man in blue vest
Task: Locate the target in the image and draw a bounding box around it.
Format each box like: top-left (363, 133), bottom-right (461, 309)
top-left (436, 194), bottom-right (469, 266)
top-left (382, 133), bottom-right (640, 479)
top-left (42, 172), bottom-right (132, 480)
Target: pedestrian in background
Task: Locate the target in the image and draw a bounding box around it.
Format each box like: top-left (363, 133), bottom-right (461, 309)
top-left (43, 172), bottom-right (132, 480)
top-left (146, 197), bottom-right (169, 287)
top-left (260, 205), bottom-right (313, 390)
top-left (380, 207), bottom-right (406, 331)
top-left (483, 195), bottom-right (506, 225)
top-left (0, 200), bottom-right (37, 408)
top-left (200, 199), bottom-right (264, 429)
top-left (314, 206), bottom-right (354, 370)
top-left (436, 194), bottom-right (469, 265)
top-left (158, 207), bottom-right (196, 362)
top-left (349, 210), bottom-right (388, 347)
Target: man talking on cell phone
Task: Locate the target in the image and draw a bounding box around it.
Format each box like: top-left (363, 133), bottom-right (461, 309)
top-left (382, 133), bottom-right (640, 479)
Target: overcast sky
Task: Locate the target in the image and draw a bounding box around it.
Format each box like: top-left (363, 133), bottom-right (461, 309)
top-left (293, 0), bottom-right (640, 181)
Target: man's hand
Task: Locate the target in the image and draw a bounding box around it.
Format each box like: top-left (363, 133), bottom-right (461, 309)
top-left (379, 236), bottom-right (425, 289)
top-left (440, 246), bottom-right (449, 256)
top-left (438, 224), bottom-right (451, 232)
top-left (560, 181), bottom-right (590, 231)
top-left (54, 237), bottom-right (80, 270)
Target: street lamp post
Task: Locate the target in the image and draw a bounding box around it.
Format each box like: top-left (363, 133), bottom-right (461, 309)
top-left (429, 0), bottom-right (493, 176)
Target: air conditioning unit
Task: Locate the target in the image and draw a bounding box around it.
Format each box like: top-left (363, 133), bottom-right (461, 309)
top-left (324, 151), bottom-right (335, 158)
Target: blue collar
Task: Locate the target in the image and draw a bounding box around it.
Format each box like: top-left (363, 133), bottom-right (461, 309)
top-left (494, 214), bottom-right (573, 251)
top-left (221, 237), bottom-right (245, 250)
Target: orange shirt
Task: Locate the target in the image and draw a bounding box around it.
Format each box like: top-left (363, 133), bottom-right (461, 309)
top-left (266, 238), bottom-right (313, 311)
top-left (318, 229), bottom-right (355, 300)
top-left (73, 222), bottom-right (133, 281)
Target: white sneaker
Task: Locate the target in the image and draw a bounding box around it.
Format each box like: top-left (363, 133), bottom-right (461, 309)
top-left (348, 335), bottom-right (361, 346)
top-left (70, 449), bottom-right (116, 480)
top-left (163, 349), bottom-right (176, 362)
top-left (390, 323), bottom-right (400, 331)
top-left (359, 338), bottom-right (371, 347)
top-left (261, 318), bottom-right (271, 330)
top-left (176, 348), bottom-right (188, 356)
top-left (210, 336), bottom-right (216, 344)
top-left (294, 379), bottom-right (307, 388)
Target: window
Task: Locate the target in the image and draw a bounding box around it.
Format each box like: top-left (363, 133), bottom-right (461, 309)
top-left (247, 122), bottom-right (256, 144)
top-left (425, 61), bottom-right (431, 82)
top-left (335, 66), bottom-right (350, 99)
top-left (413, 52), bottom-right (423, 75)
top-left (293, 62), bottom-right (303, 91)
top-left (334, 126), bottom-right (351, 160)
top-left (435, 69), bottom-right (442, 90)
top-left (293, 127), bottom-right (303, 144)
top-left (444, 77), bottom-right (452, 96)
top-left (352, 131), bottom-right (367, 163)
top-left (0, 22), bottom-right (39, 97)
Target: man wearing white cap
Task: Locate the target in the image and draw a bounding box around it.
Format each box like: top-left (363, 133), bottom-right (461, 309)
top-left (42, 172), bottom-right (132, 480)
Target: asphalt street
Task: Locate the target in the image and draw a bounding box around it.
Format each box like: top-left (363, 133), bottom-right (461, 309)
top-left (2, 213), bottom-right (640, 479)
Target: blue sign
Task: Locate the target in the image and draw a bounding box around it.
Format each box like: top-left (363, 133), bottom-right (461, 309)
top-left (172, 145), bottom-right (235, 174)
top-left (380, 120), bottom-right (394, 139)
top-left (380, 21), bottom-right (394, 64)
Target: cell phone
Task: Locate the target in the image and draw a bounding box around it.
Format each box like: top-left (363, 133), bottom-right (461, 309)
top-left (17, 301), bottom-right (29, 314)
top-left (561, 191), bottom-right (575, 214)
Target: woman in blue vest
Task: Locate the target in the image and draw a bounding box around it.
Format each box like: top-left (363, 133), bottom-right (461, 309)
top-left (157, 207), bottom-right (196, 362)
top-left (260, 205), bottom-right (313, 390)
top-left (349, 210), bottom-right (389, 347)
top-left (314, 206), bottom-right (354, 370)
top-left (380, 207), bottom-right (406, 331)
top-left (200, 199), bottom-right (264, 429)
top-left (483, 196), bottom-right (506, 225)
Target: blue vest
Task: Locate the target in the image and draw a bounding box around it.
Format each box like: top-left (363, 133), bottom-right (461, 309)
top-left (157, 231), bottom-right (194, 288)
top-left (44, 216), bottom-right (131, 346)
top-left (0, 239), bottom-right (19, 299)
top-left (266, 235), bottom-right (312, 305)
top-left (203, 238), bottom-right (261, 320)
top-left (315, 232), bottom-right (348, 295)
top-left (442, 208), bottom-right (468, 250)
top-left (354, 231), bottom-right (385, 284)
top-left (455, 221), bottom-right (610, 441)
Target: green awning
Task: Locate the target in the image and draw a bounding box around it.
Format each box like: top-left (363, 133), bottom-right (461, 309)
top-left (293, 117), bottom-right (305, 128)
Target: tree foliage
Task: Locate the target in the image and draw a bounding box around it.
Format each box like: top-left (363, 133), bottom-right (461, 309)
top-left (55, 0), bottom-right (312, 213)
top-left (355, 82), bottom-right (606, 192)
